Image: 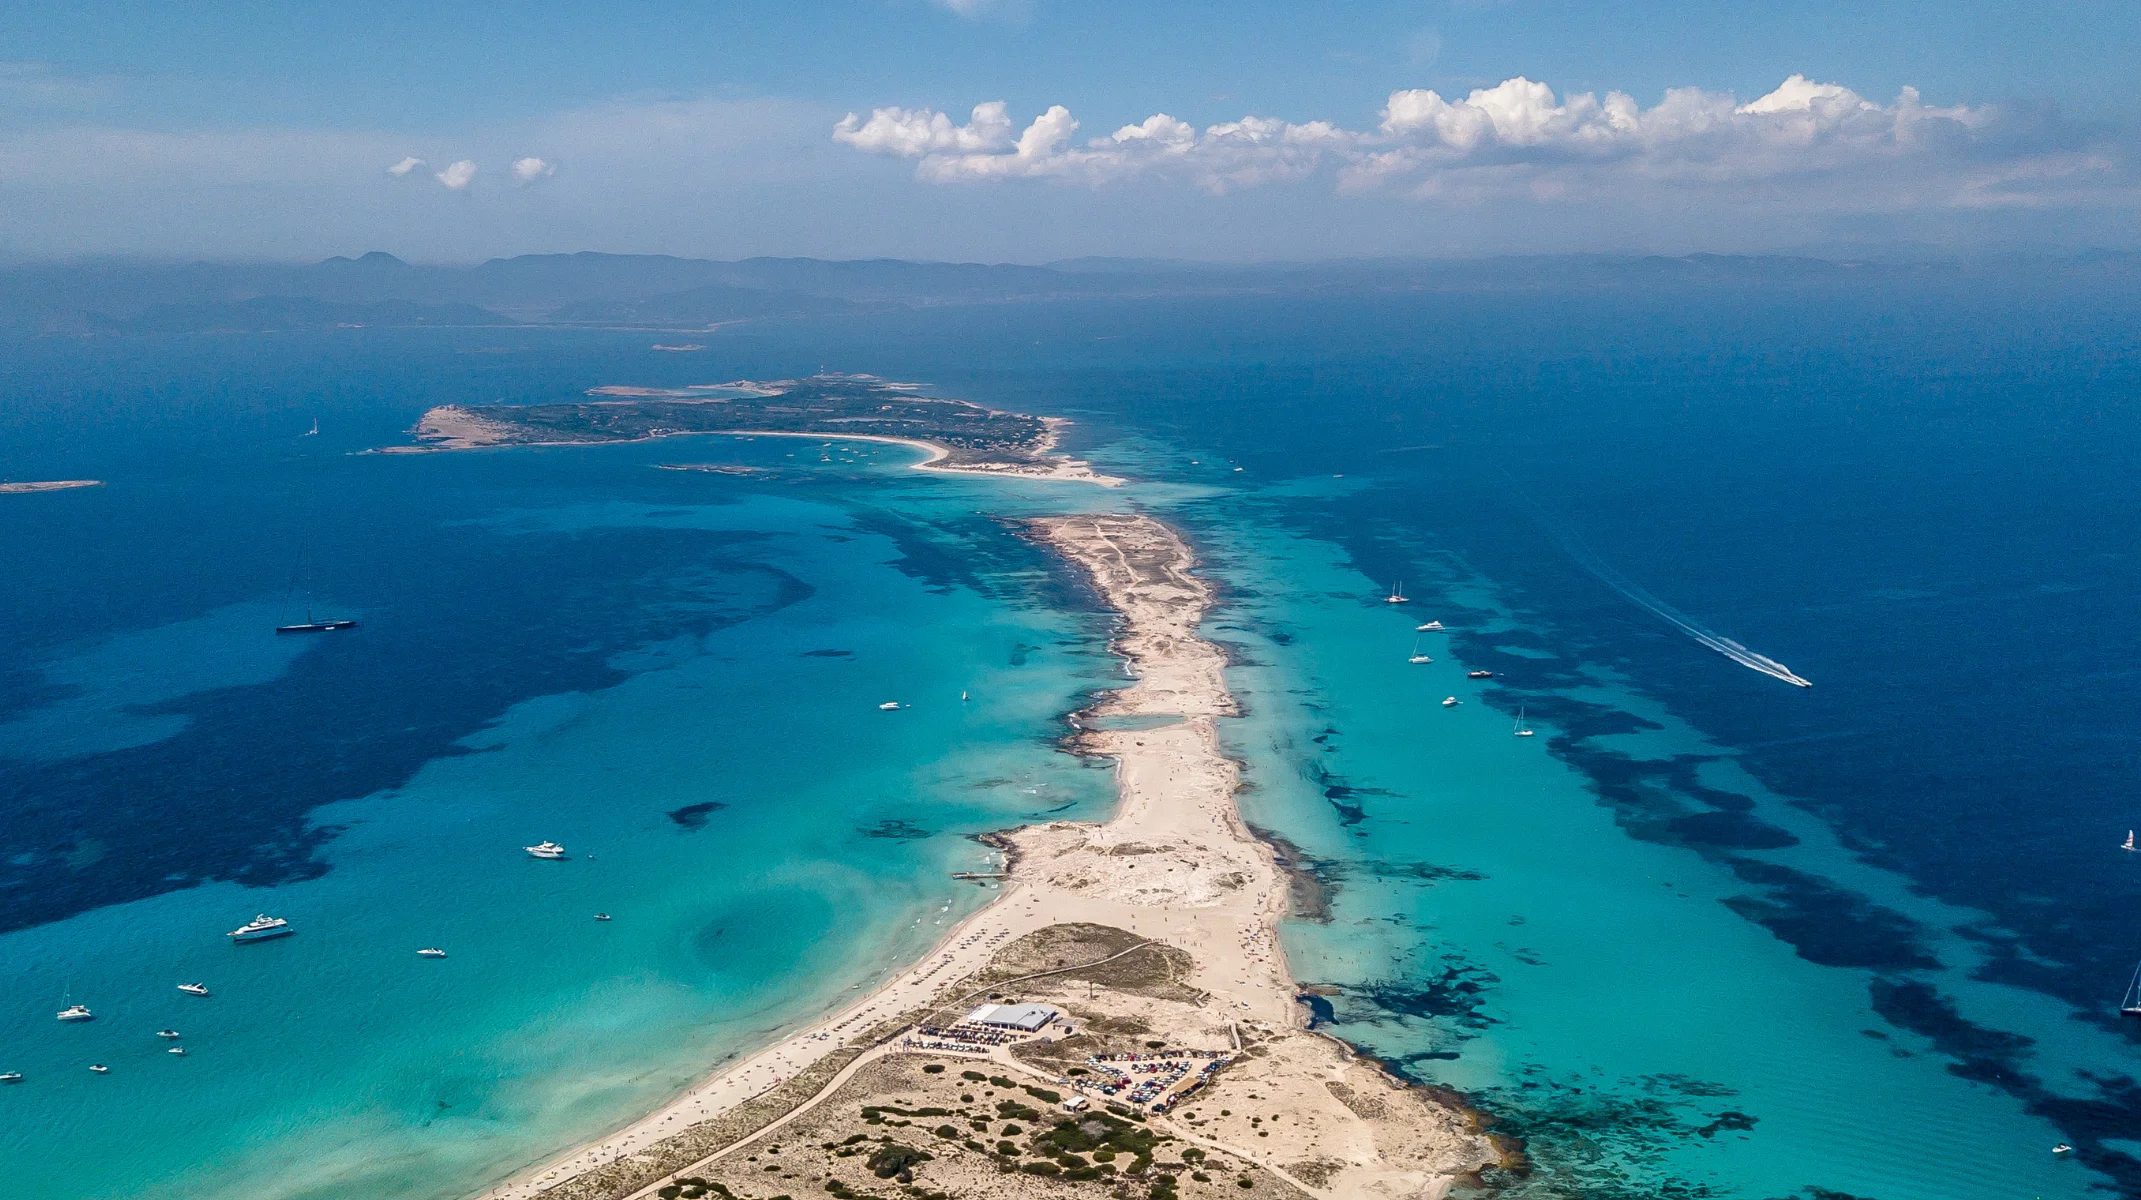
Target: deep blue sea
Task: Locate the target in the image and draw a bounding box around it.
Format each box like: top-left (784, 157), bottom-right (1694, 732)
top-left (3, 276), bottom-right (2139, 1199)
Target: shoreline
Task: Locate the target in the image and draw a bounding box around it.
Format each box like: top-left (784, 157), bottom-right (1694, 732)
top-left (375, 426), bottom-right (1123, 487)
top-left (474, 513), bottom-right (1493, 1200)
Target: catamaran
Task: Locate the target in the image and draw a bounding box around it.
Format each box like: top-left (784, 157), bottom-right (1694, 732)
top-left (56, 1004), bottom-right (92, 1022)
top-left (1408, 639), bottom-right (1433, 665)
top-left (1384, 581), bottom-right (1409, 604)
top-left (1514, 708), bottom-right (1536, 738)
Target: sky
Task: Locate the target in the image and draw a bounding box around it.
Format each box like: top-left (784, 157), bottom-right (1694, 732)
top-left (0, 0), bottom-right (2136, 263)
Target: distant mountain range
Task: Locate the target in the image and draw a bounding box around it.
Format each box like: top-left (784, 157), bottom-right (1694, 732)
top-left (4, 249), bottom-right (2137, 336)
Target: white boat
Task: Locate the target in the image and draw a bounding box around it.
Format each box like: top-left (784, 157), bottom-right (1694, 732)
top-left (1514, 708), bottom-right (1536, 738)
top-left (417, 948), bottom-right (447, 958)
top-left (2053, 1144), bottom-right (2074, 1155)
top-left (1416, 621), bottom-right (1445, 632)
top-left (89, 1064), bottom-right (109, 1074)
top-left (57, 1004), bottom-right (93, 1022)
top-left (1408, 638), bottom-right (1433, 665)
top-left (593, 913), bottom-right (612, 921)
top-left (525, 841), bottom-right (568, 860)
top-left (878, 701), bottom-right (902, 711)
top-left (2124, 830), bottom-right (2135, 852)
top-left (2122, 961), bottom-right (2141, 1019)
top-left (168, 1047), bottom-right (186, 1056)
top-left (1384, 581), bottom-right (1409, 604)
top-left (1442, 697), bottom-right (1460, 708)
top-left (177, 983), bottom-right (210, 997)
top-left (0, 1072), bottom-right (20, 1083)
top-left (228, 914), bottom-right (293, 943)
top-left (961, 691), bottom-right (969, 702)
top-left (156, 1030), bottom-right (180, 1039)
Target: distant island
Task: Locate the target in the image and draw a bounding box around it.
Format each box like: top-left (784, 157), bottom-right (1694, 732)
top-left (0, 479), bottom-right (103, 494)
top-left (389, 373), bottom-right (1120, 485)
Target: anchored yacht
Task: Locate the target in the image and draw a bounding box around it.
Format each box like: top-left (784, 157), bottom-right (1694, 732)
top-left (1442, 697), bottom-right (1460, 707)
top-left (525, 841), bottom-right (568, 860)
top-left (1384, 581), bottom-right (1409, 604)
top-left (177, 983), bottom-right (210, 997)
top-left (2124, 830), bottom-right (2135, 852)
top-left (1514, 708), bottom-right (1536, 738)
top-left (417, 948), bottom-right (447, 958)
top-left (228, 914), bottom-right (293, 943)
top-left (1416, 621), bottom-right (1445, 632)
top-left (1408, 639), bottom-right (1433, 665)
top-left (878, 701), bottom-right (903, 711)
top-left (0, 1072), bottom-right (20, 1083)
top-left (1467, 669), bottom-right (1493, 679)
top-left (156, 1030), bottom-right (180, 1039)
top-left (89, 1064), bottom-right (110, 1074)
top-left (56, 1005), bottom-right (92, 1022)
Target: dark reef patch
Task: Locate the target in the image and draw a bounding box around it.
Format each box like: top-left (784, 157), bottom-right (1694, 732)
top-left (666, 801), bottom-right (725, 830)
top-left (801, 648), bottom-right (853, 658)
top-left (1722, 860), bottom-right (1939, 971)
top-left (862, 818), bottom-right (932, 840)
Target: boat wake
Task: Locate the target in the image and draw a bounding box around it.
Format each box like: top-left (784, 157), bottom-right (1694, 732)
top-left (1580, 555), bottom-right (1812, 687)
top-left (1508, 480), bottom-right (1812, 688)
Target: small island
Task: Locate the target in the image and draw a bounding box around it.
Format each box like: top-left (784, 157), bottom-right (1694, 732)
top-left (0, 479), bottom-right (103, 494)
top-left (389, 373), bottom-right (1118, 485)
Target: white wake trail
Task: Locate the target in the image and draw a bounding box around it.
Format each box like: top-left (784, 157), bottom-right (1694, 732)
top-left (1570, 546), bottom-right (1813, 688)
top-left (1502, 477), bottom-right (1812, 688)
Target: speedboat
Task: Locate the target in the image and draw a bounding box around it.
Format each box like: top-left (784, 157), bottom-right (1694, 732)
top-left (1416, 621), bottom-right (1445, 632)
top-left (593, 913), bottom-right (612, 922)
top-left (0, 1072), bottom-right (20, 1083)
top-left (89, 1064), bottom-right (110, 1074)
top-left (2053, 1144), bottom-right (2074, 1155)
top-left (878, 701), bottom-right (902, 711)
top-left (525, 841), bottom-right (567, 860)
top-left (417, 948), bottom-right (447, 958)
top-left (156, 1030), bottom-right (180, 1039)
top-left (228, 914), bottom-right (293, 943)
top-left (56, 1005), bottom-right (93, 1022)
top-left (1467, 670), bottom-right (1493, 679)
top-left (168, 1047), bottom-right (186, 1056)
top-left (177, 983), bottom-right (210, 997)
top-left (1442, 697), bottom-right (1460, 707)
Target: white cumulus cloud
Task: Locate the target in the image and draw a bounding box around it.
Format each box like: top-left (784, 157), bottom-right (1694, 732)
top-left (830, 74), bottom-right (2085, 208)
top-left (435, 159), bottom-right (477, 190)
top-left (510, 155), bottom-right (555, 184)
top-left (386, 155), bottom-right (424, 177)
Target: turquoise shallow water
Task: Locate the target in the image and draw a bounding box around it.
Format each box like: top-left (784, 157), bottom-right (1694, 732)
top-left (1123, 461), bottom-right (2137, 1200)
top-left (0, 437), bottom-right (1120, 1199)
top-left (7, 306), bottom-right (2141, 1200)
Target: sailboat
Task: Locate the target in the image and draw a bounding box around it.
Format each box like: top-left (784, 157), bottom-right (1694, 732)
top-left (276, 534), bottom-right (357, 633)
top-left (1408, 638), bottom-right (1433, 665)
top-left (304, 417), bottom-right (319, 437)
top-left (2123, 961), bottom-right (2141, 1018)
top-left (1384, 581), bottom-right (1409, 604)
top-left (55, 983), bottom-right (92, 1022)
top-left (1514, 708), bottom-right (1536, 738)
top-left (2124, 830), bottom-right (2135, 852)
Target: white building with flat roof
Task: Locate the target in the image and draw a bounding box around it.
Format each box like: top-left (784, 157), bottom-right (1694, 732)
top-left (965, 1002), bottom-right (1059, 1032)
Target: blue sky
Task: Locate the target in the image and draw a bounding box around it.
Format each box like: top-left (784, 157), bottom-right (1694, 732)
top-left (2, 0), bottom-right (2135, 262)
